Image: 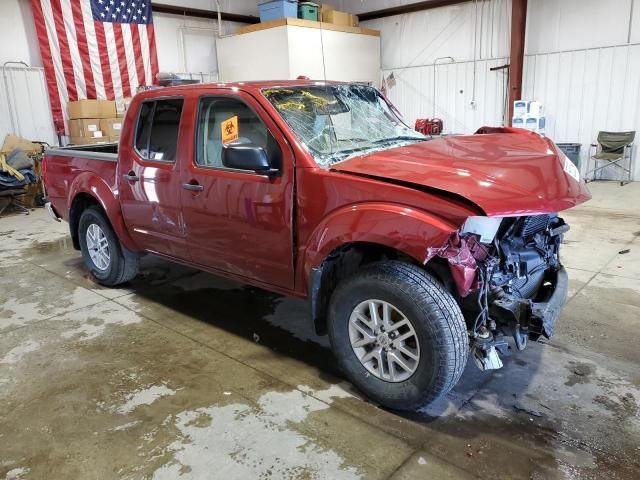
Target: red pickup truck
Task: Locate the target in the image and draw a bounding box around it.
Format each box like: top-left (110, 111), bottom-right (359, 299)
top-left (43, 80), bottom-right (591, 410)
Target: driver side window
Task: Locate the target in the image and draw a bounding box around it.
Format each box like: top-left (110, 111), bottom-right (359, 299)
top-left (196, 97), bottom-right (269, 168)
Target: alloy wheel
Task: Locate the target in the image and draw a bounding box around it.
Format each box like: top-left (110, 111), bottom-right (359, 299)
top-left (348, 299), bottom-right (420, 382)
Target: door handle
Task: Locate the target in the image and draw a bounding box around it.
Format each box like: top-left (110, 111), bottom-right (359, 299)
top-left (183, 182), bottom-right (204, 192)
top-left (122, 173), bottom-right (139, 182)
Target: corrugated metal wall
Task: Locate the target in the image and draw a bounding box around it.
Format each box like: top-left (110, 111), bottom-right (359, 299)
top-left (380, 57), bottom-right (509, 134)
top-left (523, 44), bottom-right (640, 179)
top-left (0, 66), bottom-right (57, 146)
top-left (364, 0), bottom-right (640, 180)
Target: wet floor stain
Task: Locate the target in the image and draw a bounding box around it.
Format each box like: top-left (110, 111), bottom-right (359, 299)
top-left (565, 361), bottom-right (593, 386)
top-left (594, 392), bottom-right (639, 419)
top-left (150, 388), bottom-right (362, 480)
top-left (3, 211), bottom-right (640, 479)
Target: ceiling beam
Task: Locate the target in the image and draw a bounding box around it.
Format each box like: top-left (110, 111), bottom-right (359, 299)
top-left (358, 0), bottom-right (471, 21)
top-left (151, 3), bottom-right (259, 24)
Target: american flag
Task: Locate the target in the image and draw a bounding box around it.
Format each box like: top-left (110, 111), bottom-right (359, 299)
top-left (31, 0), bottom-right (159, 135)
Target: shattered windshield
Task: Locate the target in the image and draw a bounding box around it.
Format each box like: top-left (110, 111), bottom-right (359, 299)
top-left (263, 84), bottom-right (426, 167)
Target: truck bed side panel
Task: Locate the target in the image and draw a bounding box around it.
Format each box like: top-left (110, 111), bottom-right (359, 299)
top-left (46, 153), bottom-right (118, 221)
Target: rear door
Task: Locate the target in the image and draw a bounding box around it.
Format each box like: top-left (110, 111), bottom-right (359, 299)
top-left (180, 91), bottom-right (295, 289)
top-left (118, 97), bottom-right (189, 259)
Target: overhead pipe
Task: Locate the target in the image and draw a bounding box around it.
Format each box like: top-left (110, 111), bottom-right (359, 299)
top-left (433, 56), bottom-right (455, 118)
top-left (2, 61), bottom-right (29, 137)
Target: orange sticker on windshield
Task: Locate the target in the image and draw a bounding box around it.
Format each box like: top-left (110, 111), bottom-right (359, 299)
top-left (221, 115), bottom-right (239, 144)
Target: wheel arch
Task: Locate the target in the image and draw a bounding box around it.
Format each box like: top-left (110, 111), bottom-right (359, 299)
top-left (302, 203), bottom-right (460, 335)
top-left (68, 173), bottom-right (139, 252)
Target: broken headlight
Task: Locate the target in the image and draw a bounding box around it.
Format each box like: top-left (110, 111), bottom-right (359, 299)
top-left (460, 216), bottom-right (503, 244)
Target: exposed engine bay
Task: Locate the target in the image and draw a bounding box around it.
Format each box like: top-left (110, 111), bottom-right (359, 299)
top-left (427, 214), bottom-right (570, 371)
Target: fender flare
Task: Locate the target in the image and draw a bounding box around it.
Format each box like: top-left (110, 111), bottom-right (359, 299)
top-left (67, 172), bottom-right (139, 252)
top-left (300, 202), bottom-right (460, 292)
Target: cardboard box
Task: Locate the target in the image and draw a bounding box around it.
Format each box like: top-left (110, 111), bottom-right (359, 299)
top-left (68, 119), bottom-right (101, 138)
top-left (321, 4), bottom-right (358, 26)
top-left (1, 134), bottom-right (41, 154)
top-left (68, 135), bottom-right (111, 145)
top-left (115, 97), bottom-right (133, 117)
top-left (68, 99), bottom-right (116, 119)
top-left (100, 118), bottom-right (123, 137)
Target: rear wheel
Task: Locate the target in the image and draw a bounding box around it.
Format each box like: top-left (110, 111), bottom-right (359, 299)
top-left (328, 261), bottom-right (468, 410)
top-left (78, 206), bottom-right (139, 286)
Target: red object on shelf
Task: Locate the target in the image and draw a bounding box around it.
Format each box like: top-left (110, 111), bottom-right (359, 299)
top-left (415, 118), bottom-right (443, 136)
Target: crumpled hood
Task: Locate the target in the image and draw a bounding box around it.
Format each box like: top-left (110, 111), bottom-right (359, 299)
top-left (332, 130), bottom-right (591, 216)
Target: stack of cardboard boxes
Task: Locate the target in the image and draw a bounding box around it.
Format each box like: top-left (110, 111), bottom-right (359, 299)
top-left (320, 4), bottom-right (358, 27)
top-left (512, 100), bottom-right (545, 134)
top-left (67, 98), bottom-right (131, 145)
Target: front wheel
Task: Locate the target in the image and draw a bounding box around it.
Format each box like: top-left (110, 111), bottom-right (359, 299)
top-left (78, 206), bottom-right (139, 286)
top-left (328, 261), bottom-right (468, 410)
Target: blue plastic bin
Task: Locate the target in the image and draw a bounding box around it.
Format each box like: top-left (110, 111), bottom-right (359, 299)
top-left (556, 143), bottom-right (581, 168)
top-left (258, 0), bottom-right (298, 22)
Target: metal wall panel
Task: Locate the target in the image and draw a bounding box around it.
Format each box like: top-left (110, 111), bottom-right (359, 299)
top-left (381, 56), bottom-right (509, 135)
top-left (366, 0), bottom-right (640, 181)
top-left (523, 44), bottom-right (640, 180)
top-left (0, 66), bottom-right (58, 147)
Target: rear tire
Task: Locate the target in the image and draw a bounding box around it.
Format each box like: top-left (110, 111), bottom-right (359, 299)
top-left (328, 261), bottom-right (468, 410)
top-left (78, 206), bottom-right (139, 286)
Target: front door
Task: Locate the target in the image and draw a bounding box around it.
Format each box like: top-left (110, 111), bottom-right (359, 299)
top-left (119, 97), bottom-right (188, 258)
top-left (180, 93), bottom-right (295, 290)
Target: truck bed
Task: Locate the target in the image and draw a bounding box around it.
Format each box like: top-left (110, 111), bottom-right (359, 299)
top-left (44, 143), bottom-right (119, 223)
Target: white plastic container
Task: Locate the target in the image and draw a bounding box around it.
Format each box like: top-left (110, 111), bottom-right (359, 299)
top-left (512, 116), bottom-right (525, 128)
top-left (513, 100), bottom-right (528, 117)
top-left (528, 101), bottom-right (544, 116)
top-left (525, 116), bottom-right (545, 134)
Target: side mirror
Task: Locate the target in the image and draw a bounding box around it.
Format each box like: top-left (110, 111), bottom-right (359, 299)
top-left (221, 143), bottom-right (278, 175)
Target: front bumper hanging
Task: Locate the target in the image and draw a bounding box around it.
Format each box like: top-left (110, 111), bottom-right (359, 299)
top-left (491, 266), bottom-right (569, 339)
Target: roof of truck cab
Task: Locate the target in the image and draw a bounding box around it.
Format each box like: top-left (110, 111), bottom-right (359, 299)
top-left (135, 80), bottom-right (348, 99)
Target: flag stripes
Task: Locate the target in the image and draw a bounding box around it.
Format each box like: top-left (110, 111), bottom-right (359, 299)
top-left (31, 0), bottom-right (157, 135)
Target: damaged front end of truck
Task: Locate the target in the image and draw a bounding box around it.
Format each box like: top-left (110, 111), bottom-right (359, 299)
top-left (427, 214), bottom-right (570, 371)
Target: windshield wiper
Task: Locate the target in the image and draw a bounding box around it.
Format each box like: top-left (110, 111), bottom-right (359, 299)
top-left (372, 135), bottom-right (426, 145)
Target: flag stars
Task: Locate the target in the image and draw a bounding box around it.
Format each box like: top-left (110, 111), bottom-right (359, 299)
top-left (142, 16), bottom-right (147, 21)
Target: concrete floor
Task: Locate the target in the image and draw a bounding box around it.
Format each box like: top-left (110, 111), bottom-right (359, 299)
top-left (1, 182), bottom-right (639, 480)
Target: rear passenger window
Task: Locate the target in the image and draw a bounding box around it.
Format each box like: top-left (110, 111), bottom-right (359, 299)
top-left (134, 98), bottom-right (183, 162)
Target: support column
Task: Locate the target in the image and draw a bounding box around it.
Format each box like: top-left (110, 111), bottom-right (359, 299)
top-left (508, 0), bottom-right (527, 125)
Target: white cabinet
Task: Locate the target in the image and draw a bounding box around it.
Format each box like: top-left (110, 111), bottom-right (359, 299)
top-left (217, 19), bottom-right (381, 85)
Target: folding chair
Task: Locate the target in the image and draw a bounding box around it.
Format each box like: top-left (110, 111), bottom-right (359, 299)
top-left (0, 188), bottom-right (30, 216)
top-left (586, 131), bottom-right (635, 185)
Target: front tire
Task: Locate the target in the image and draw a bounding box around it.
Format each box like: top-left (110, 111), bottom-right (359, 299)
top-left (328, 261), bottom-right (468, 410)
top-left (78, 206), bottom-right (139, 286)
